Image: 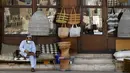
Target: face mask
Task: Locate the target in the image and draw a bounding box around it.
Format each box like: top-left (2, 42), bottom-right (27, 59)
top-left (27, 41), bottom-right (31, 44)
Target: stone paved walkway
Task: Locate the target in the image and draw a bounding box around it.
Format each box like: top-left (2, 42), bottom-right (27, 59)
top-left (0, 71), bottom-right (123, 73)
top-left (0, 63), bottom-right (58, 70)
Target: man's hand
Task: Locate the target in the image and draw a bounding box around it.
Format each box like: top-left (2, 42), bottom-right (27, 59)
top-left (28, 52), bottom-right (36, 56)
top-left (24, 49), bottom-right (29, 53)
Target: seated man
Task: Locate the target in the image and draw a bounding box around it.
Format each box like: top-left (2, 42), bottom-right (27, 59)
top-left (19, 34), bottom-right (36, 72)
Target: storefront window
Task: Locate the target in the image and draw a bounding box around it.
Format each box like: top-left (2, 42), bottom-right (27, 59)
top-left (4, 7), bottom-right (57, 35)
top-left (4, 8), bottom-right (32, 34)
top-left (4, 0), bottom-right (58, 6)
top-left (4, 0), bottom-right (32, 5)
top-left (83, 0), bottom-right (102, 6)
top-left (82, 8), bottom-right (102, 35)
top-left (107, 0), bottom-right (130, 6)
top-left (107, 8), bottom-right (130, 37)
top-left (32, 8), bottom-right (57, 35)
top-left (42, 8), bottom-right (57, 35)
top-left (37, 0), bottom-right (57, 6)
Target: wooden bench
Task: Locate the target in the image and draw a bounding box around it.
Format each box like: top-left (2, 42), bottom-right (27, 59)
top-left (12, 50), bottom-right (55, 64)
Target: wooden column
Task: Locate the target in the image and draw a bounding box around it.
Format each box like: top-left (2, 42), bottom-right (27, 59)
top-left (102, 0), bottom-right (108, 36)
top-left (31, 0), bottom-right (37, 43)
top-left (32, 0), bottom-right (37, 13)
top-left (103, 0), bottom-right (116, 52)
top-left (0, 1), bottom-right (3, 54)
top-left (102, 0), bottom-right (109, 51)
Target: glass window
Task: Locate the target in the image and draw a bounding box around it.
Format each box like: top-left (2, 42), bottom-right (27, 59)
top-left (107, 0), bottom-right (130, 6)
top-left (37, 0), bottom-right (57, 6)
top-left (4, 8), bottom-right (32, 34)
top-left (40, 8), bottom-right (57, 35)
top-left (5, 0), bottom-right (32, 5)
top-left (82, 8), bottom-right (103, 35)
top-left (83, 0), bottom-right (102, 6)
top-left (107, 8), bottom-right (121, 36)
top-left (107, 8), bottom-right (130, 37)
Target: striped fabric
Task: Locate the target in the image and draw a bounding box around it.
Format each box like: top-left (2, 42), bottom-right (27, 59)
top-left (39, 43), bottom-right (59, 55)
top-left (107, 13), bottom-right (119, 29)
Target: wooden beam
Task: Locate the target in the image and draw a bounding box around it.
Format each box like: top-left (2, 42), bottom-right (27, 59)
top-left (32, 0), bottom-right (37, 13)
top-left (0, 7), bottom-right (4, 54)
top-left (102, 0), bottom-right (108, 36)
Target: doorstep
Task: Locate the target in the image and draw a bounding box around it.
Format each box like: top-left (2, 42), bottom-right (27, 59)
top-left (0, 63), bottom-right (60, 71)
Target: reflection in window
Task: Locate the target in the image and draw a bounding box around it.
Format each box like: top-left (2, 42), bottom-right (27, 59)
top-left (107, 8), bottom-right (130, 36)
top-left (28, 8), bottom-right (56, 36)
top-left (83, 8), bottom-right (102, 35)
top-left (37, 0), bottom-right (57, 6)
top-left (107, 0), bottom-right (130, 6)
top-left (107, 8), bottom-right (120, 36)
top-left (5, 0), bottom-right (32, 5)
top-left (40, 8), bottom-right (57, 35)
top-left (4, 8), bottom-right (32, 34)
top-left (83, 0), bottom-right (102, 6)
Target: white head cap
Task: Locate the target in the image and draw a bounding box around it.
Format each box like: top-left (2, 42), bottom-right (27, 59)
top-left (27, 34), bottom-right (32, 38)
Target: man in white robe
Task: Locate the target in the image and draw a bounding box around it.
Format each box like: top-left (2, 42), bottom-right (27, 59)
top-left (19, 34), bottom-right (36, 72)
